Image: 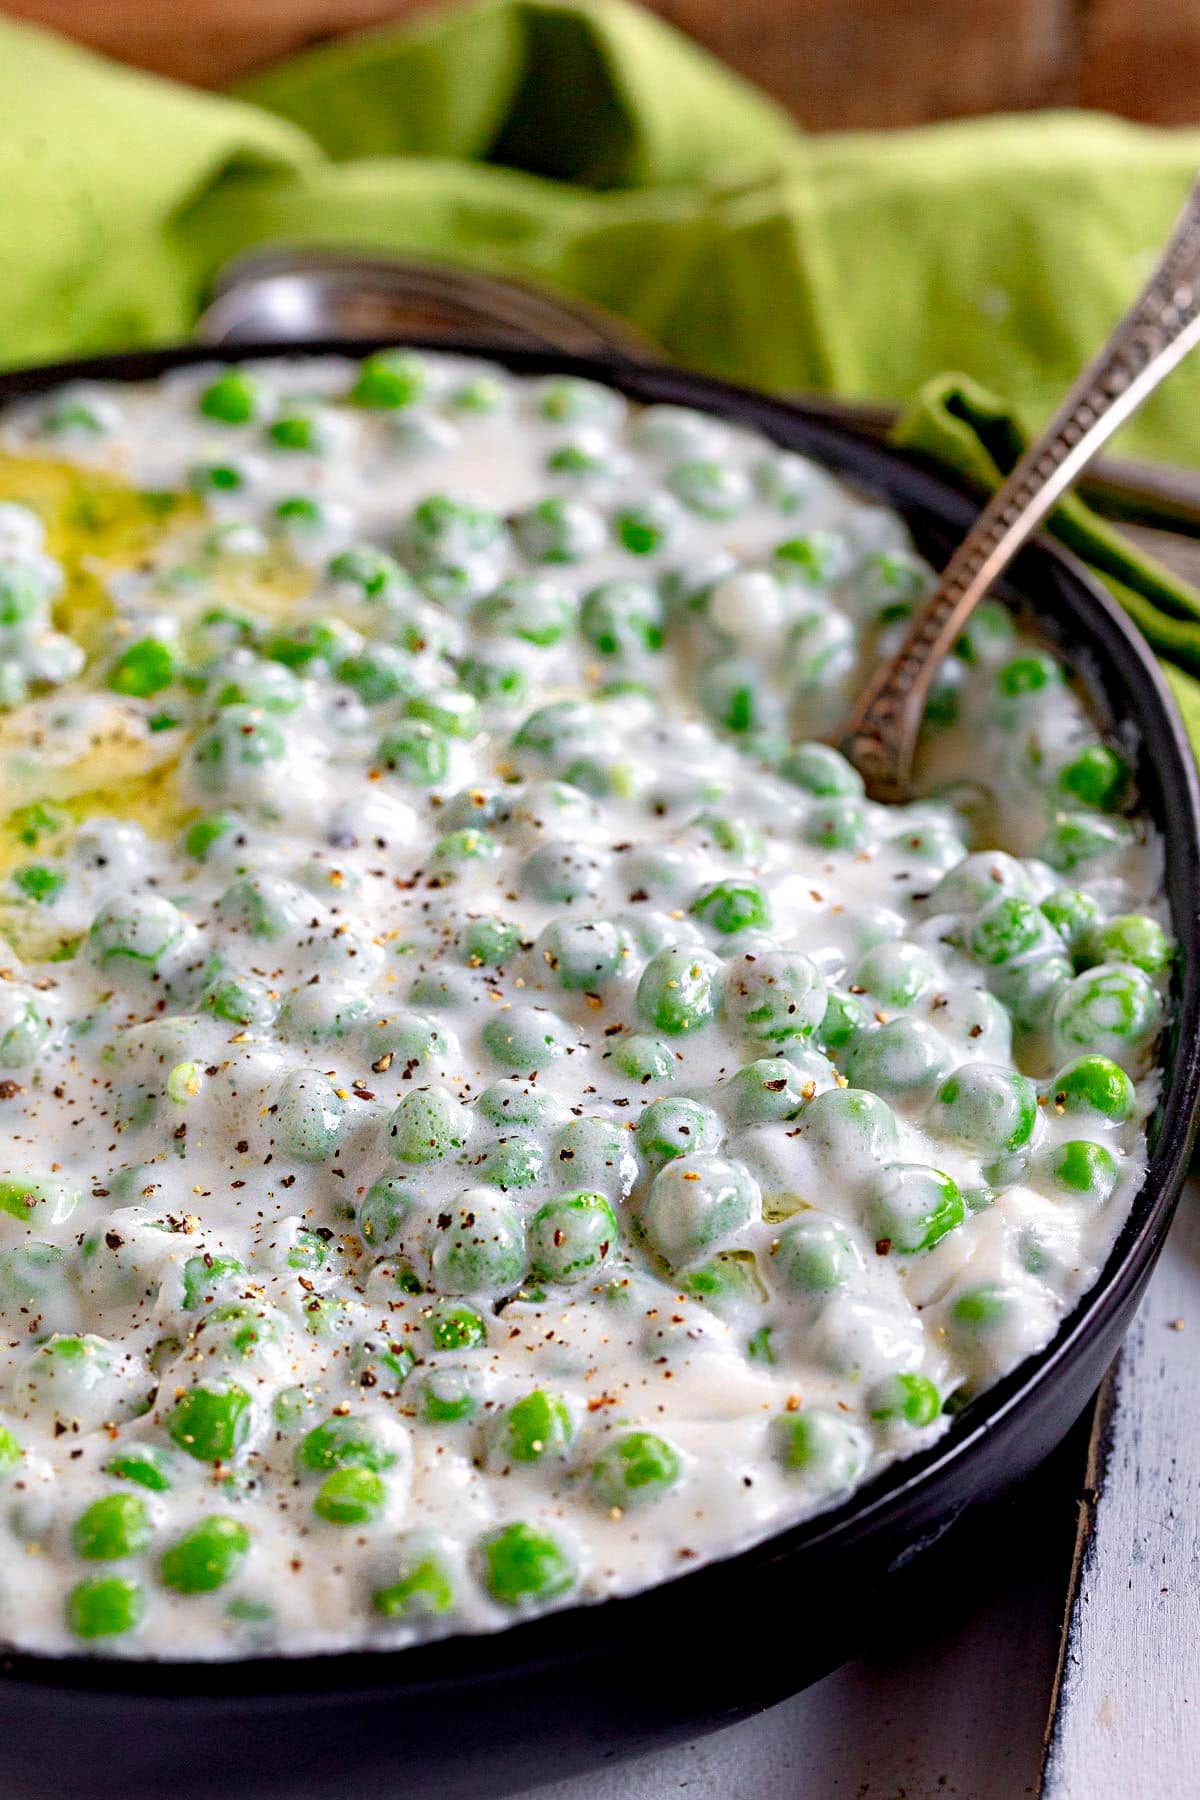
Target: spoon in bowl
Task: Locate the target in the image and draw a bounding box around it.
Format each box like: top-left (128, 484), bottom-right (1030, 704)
top-left (841, 170), bottom-right (1200, 803)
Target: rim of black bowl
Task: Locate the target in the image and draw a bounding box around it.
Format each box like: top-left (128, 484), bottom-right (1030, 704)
top-left (1, 338), bottom-right (1197, 1700)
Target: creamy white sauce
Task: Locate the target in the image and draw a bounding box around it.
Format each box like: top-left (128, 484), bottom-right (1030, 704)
top-left (0, 354), bottom-right (1171, 1658)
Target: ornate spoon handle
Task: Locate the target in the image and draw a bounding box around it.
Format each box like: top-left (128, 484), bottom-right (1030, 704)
top-left (841, 170), bottom-right (1200, 803)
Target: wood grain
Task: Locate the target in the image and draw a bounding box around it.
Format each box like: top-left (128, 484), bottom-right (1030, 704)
top-left (4, 0), bottom-right (1200, 129)
top-left (1042, 1183), bottom-right (1200, 1800)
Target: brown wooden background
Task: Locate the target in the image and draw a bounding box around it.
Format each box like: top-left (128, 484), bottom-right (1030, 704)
top-left (3, 0), bottom-right (1199, 129)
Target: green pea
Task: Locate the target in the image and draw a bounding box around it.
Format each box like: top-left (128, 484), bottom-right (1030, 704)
top-left (190, 707), bottom-right (289, 792)
top-left (67, 1575), bottom-right (144, 1640)
top-left (854, 549), bottom-right (930, 621)
top-left (482, 1004), bottom-right (578, 1071)
top-left (772, 1215), bottom-right (862, 1294)
top-left (580, 579), bottom-right (664, 657)
top-left (1040, 888), bottom-right (1102, 948)
top-left (481, 1522), bottom-right (576, 1607)
top-left (993, 651), bottom-right (1062, 711)
top-left (421, 1367), bottom-right (478, 1424)
top-left (779, 742), bottom-right (864, 797)
top-left (160, 1515), bottom-right (250, 1593)
top-left (1048, 1054), bottom-right (1135, 1122)
top-left (327, 544), bottom-right (411, 601)
top-left (803, 798), bottom-right (867, 852)
top-left (926, 851), bottom-right (1031, 915)
top-left (1045, 1140), bottom-right (1120, 1203)
top-left (199, 369), bottom-right (261, 424)
top-left (314, 1467), bottom-right (387, 1525)
top-left (107, 636), bottom-right (178, 699)
top-left (535, 918), bottom-right (629, 991)
top-left (513, 496), bottom-right (604, 564)
top-left (816, 989), bottom-right (869, 1054)
top-left (424, 1301), bottom-right (486, 1354)
top-left (477, 1135), bottom-right (545, 1191)
top-left (183, 810), bottom-right (239, 863)
top-left (689, 879), bottom-right (771, 936)
top-left (772, 1408), bottom-right (865, 1487)
top-left (537, 376), bottom-right (619, 425)
top-left (635, 945), bottom-right (723, 1037)
top-left (350, 349), bottom-right (427, 409)
top-left (273, 494), bottom-right (325, 532)
top-left (529, 1191), bottom-right (619, 1285)
top-left (951, 1283), bottom-right (1012, 1334)
top-left (181, 1253), bottom-right (244, 1311)
top-left (428, 1193), bottom-right (526, 1295)
top-left (267, 408), bottom-right (325, 453)
top-left (406, 689), bottom-right (479, 740)
top-left (492, 1390), bottom-right (574, 1466)
top-left (8, 860), bottom-right (63, 907)
top-left (376, 722), bottom-right (449, 785)
top-left (477, 1081), bottom-right (559, 1129)
top-left (0, 1241), bottom-right (67, 1315)
top-left (951, 596), bottom-right (1014, 664)
top-left (867, 1164), bottom-right (964, 1254)
top-left (165, 1382), bottom-right (253, 1462)
top-left (336, 645), bottom-right (419, 705)
top-left (1056, 743), bottom-right (1130, 811)
top-left (1038, 812), bottom-right (1134, 874)
top-left (844, 1018), bottom-right (952, 1107)
top-left (89, 894), bottom-right (184, 968)
top-left (204, 973), bottom-right (276, 1030)
top-left (389, 1086), bottom-right (471, 1164)
top-left (726, 1057), bottom-right (816, 1125)
top-left (474, 575), bottom-right (574, 646)
top-left (800, 1087), bottom-right (900, 1184)
top-left (1052, 964), bottom-right (1160, 1064)
top-left (274, 1070), bottom-right (347, 1163)
top-left (105, 1446), bottom-right (173, 1492)
top-left (1078, 914), bottom-right (1172, 976)
top-left (753, 450), bottom-right (823, 515)
top-left (667, 459), bottom-right (749, 520)
top-left (970, 895), bottom-right (1058, 966)
top-left (869, 1372), bottom-right (941, 1426)
top-left (613, 495), bottom-right (679, 557)
top-left (590, 1431), bottom-right (681, 1510)
top-left (724, 951), bottom-right (825, 1044)
top-left (991, 950), bottom-right (1074, 1034)
top-left (636, 1097), bottom-right (723, 1164)
top-left (773, 530), bottom-right (846, 587)
top-left (0, 1175), bottom-right (80, 1228)
top-left (71, 1492), bottom-right (152, 1562)
top-left (297, 1417), bottom-right (398, 1475)
top-left (611, 1032), bottom-right (676, 1083)
top-left (642, 1154), bottom-right (757, 1270)
top-left (854, 941), bottom-right (938, 1007)
top-left (373, 1539), bottom-right (456, 1619)
top-left (930, 1064), bottom-right (1038, 1154)
top-left (0, 1425), bottom-right (21, 1474)
top-left (697, 656), bottom-right (761, 734)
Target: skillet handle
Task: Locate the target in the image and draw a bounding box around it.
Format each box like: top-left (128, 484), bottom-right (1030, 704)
top-left (194, 249), bottom-right (661, 362)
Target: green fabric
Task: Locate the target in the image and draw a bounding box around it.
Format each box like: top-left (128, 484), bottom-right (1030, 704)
top-left (895, 375), bottom-right (1200, 750)
top-left (2, 0), bottom-right (1200, 742)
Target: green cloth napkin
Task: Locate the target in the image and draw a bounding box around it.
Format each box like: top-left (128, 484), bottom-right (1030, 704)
top-left (895, 375), bottom-right (1200, 747)
top-left (2, 0), bottom-right (1200, 743)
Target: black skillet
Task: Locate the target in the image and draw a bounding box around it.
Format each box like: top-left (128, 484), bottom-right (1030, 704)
top-left (0, 339), bottom-right (1198, 1800)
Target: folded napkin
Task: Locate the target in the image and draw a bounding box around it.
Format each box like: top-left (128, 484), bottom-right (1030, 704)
top-left (896, 376), bottom-right (1200, 747)
top-left (2, 0), bottom-right (1200, 743)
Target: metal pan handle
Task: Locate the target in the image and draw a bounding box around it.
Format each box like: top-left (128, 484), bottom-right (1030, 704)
top-left (195, 248), bottom-right (660, 362)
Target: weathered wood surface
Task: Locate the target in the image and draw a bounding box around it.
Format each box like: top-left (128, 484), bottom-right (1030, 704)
top-left (4, 0), bottom-right (1200, 130)
top-left (1041, 1182), bottom-right (1200, 1800)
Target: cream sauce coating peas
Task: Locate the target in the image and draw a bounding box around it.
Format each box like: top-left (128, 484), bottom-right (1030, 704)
top-left (0, 353), bottom-right (1170, 1658)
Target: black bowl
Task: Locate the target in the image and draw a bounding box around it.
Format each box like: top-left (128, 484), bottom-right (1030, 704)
top-left (1, 342), bottom-right (1198, 1800)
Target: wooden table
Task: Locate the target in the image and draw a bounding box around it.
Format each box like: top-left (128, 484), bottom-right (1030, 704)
top-left (4, 0), bottom-right (1200, 130)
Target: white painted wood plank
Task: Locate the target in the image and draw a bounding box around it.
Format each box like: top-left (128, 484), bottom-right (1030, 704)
top-left (527, 1425), bottom-right (1081, 1800)
top-left (1042, 1177), bottom-right (1200, 1800)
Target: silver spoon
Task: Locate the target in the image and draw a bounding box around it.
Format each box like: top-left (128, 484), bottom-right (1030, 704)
top-left (841, 170), bottom-right (1200, 803)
